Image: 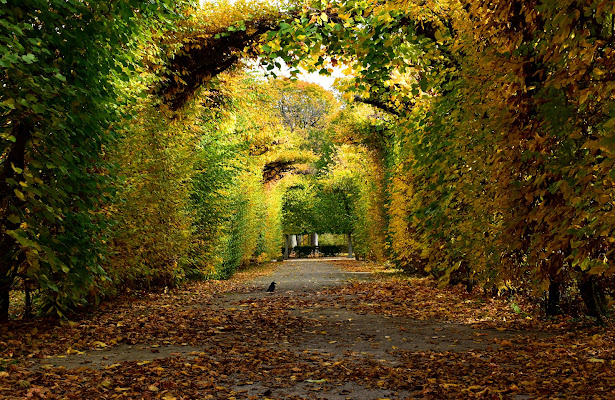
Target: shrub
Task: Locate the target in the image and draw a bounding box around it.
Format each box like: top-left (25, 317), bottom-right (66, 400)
top-left (319, 245), bottom-right (346, 257)
top-left (294, 246), bottom-right (314, 257)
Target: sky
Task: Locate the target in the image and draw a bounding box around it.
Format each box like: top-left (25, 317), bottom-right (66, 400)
top-left (251, 60), bottom-right (346, 93)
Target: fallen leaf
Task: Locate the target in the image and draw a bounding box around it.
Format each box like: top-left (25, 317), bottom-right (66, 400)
top-left (306, 379), bottom-right (327, 384)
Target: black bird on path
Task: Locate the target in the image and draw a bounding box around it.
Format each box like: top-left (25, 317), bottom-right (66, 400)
top-left (266, 281), bottom-right (276, 293)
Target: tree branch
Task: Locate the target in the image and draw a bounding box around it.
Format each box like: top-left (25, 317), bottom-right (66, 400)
top-left (156, 18), bottom-right (281, 111)
top-left (353, 95), bottom-right (400, 116)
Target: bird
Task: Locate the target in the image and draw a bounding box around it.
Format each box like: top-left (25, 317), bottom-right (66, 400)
top-left (266, 281), bottom-right (276, 293)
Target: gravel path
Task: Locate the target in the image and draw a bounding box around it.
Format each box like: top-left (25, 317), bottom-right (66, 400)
top-left (242, 257), bottom-right (372, 293)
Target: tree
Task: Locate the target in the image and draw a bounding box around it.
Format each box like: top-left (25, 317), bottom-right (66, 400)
top-left (282, 182), bottom-right (317, 235)
top-left (271, 79), bottom-right (338, 134)
top-left (262, 0), bottom-right (615, 317)
top-left (0, 0), bottom-right (186, 319)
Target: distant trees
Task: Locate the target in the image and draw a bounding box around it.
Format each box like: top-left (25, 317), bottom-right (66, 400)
top-left (272, 79), bottom-right (336, 133)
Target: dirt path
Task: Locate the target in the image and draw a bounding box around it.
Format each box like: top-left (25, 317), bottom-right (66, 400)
top-left (23, 259), bottom-right (541, 400)
top-left (218, 259), bottom-right (520, 357)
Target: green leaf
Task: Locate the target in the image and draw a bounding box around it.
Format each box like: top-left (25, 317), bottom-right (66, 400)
top-left (42, 277), bottom-right (59, 293)
top-left (419, 77), bottom-right (428, 92)
top-left (7, 230), bottom-right (40, 251)
top-left (21, 53), bottom-right (37, 64)
top-left (510, 303), bottom-right (523, 314)
top-left (604, 117), bottom-right (615, 129)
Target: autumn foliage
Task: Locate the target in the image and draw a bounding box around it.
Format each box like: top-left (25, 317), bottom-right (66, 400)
top-left (4, 1), bottom-right (615, 399)
top-left (260, 0), bottom-right (615, 320)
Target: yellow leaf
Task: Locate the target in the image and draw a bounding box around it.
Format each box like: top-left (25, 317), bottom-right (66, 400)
top-left (14, 189), bottom-right (25, 201)
top-left (306, 379), bottom-right (327, 384)
top-left (1, 98), bottom-right (16, 109)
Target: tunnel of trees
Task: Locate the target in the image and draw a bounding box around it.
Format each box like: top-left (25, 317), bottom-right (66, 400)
top-left (2, 0), bottom-right (615, 323)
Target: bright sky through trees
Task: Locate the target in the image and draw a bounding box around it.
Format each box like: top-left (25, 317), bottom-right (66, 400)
top-left (199, 0), bottom-right (345, 92)
top-left (251, 58), bottom-right (346, 92)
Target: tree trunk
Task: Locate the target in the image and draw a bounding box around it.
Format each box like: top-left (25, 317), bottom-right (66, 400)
top-left (0, 119), bottom-right (33, 322)
top-left (0, 280), bottom-right (10, 323)
top-left (545, 280), bottom-right (562, 316)
top-left (312, 233), bottom-right (319, 247)
top-left (296, 234), bottom-right (302, 246)
top-left (284, 234), bottom-right (289, 260)
top-left (346, 233), bottom-right (353, 259)
top-left (312, 233), bottom-right (319, 256)
top-left (578, 276), bottom-right (607, 323)
top-left (24, 278), bottom-right (32, 318)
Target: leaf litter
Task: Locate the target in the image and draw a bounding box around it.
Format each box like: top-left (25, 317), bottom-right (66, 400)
top-left (0, 259), bottom-right (614, 399)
